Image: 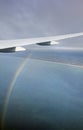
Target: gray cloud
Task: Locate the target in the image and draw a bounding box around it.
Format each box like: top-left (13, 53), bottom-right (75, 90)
top-left (0, 0), bottom-right (83, 39)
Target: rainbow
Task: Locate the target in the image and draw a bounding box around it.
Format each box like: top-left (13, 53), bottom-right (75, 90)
top-left (1, 51), bottom-right (32, 130)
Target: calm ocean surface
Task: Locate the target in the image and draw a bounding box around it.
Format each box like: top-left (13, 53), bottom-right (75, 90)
top-left (0, 49), bottom-right (83, 130)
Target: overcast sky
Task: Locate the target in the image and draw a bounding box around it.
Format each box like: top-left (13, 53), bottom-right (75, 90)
top-left (0, 0), bottom-right (83, 40)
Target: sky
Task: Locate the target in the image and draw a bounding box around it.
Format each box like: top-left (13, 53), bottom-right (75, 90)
top-left (0, 0), bottom-right (83, 40)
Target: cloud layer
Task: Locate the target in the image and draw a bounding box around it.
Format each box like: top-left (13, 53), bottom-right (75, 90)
top-left (0, 0), bottom-right (83, 39)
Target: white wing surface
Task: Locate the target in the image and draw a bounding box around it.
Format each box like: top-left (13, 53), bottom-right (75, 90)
top-left (0, 32), bottom-right (83, 49)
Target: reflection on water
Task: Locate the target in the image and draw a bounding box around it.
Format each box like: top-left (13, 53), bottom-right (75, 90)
top-left (0, 51), bottom-right (83, 130)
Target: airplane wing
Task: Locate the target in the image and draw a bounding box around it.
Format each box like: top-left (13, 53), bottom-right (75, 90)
top-left (0, 32), bottom-right (83, 52)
